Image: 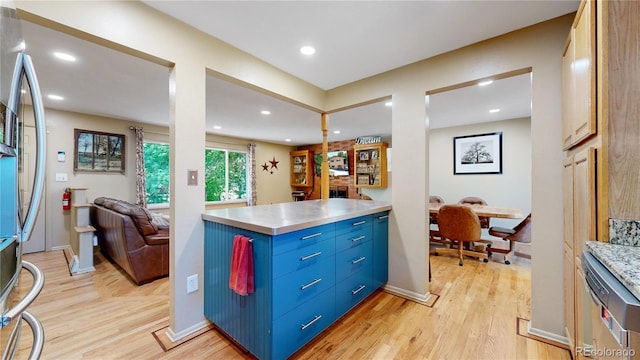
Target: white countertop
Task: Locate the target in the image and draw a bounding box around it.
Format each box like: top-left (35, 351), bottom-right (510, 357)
top-left (202, 198), bottom-right (392, 235)
top-left (585, 241), bottom-right (640, 300)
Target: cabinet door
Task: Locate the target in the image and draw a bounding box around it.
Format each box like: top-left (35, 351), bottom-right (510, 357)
top-left (372, 211), bottom-right (389, 289)
top-left (562, 32), bottom-right (575, 150)
top-left (354, 143), bottom-right (387, 188)
top-left (564, 242), bottom-right (576, 357)
top-left (576, 265), bottom-right (594, 359)
top-left (571, 0), bottom-right (596, 146)
top-left (291, 150), bottom-right (313, 188)
top-left (573, 147), bottom-right (596, 254)
top-left (563, 156), bottom-right (574, 251)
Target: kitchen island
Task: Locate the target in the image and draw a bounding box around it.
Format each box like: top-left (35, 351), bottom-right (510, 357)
top-left (202, 199), bottom-right (391, 360)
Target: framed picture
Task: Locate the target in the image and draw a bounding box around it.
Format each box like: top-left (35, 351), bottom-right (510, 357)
top-left (453, 132), bottom-right (502, 175)
top-left (359, 151), bottom-right (369, 161)
top-left (371, 150), bottom-right (379, 160)
top-left (74, 129), bottom-right (125, 173)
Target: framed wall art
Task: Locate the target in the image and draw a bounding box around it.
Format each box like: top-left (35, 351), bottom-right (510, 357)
top-left (453, 132), bottom-right (502, 175)
top-left (74, 129), bottom-right (125, 173)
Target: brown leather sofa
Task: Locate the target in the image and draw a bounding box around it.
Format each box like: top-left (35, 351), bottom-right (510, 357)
top-left (91, 197), bottom-right (169, 285)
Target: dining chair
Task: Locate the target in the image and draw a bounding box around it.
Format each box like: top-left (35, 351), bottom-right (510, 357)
top-left (488, 213), bottom-right (531, 265)
top-left (458, 196), bottom-right (491, 229)
top-left (433, 204), bottom-right (490, 266)
top-left (428, 196), bottom-right (445, 242)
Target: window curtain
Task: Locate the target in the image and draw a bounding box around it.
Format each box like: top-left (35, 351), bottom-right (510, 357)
top-left (133, 126), bottom-right (147, 208)
top-left (247, 143), bottom-right (257, 206)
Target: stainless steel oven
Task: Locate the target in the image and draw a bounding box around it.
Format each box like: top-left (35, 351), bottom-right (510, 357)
top-left (582, 250), bottom-right (640, 359)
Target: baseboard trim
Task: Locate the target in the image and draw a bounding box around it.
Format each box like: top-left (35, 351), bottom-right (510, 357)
top-left (524, 319), bottom-right (570, 348)
top-left (165, 320), bottom-right (211, 344)
top-left (382, 284), bottom-right (433, 306)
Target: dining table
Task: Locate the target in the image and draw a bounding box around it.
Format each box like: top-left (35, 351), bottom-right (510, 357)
top-left (428, 202), bottom-right (524, 219)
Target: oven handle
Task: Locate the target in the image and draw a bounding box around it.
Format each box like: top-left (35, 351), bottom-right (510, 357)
top-left (1, 261), bottom-right (45, 329)
top-left (586, 279), bottom-right (602, 307)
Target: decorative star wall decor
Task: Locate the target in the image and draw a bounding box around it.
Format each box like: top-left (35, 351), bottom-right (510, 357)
top-left (269, 156), bottom-right (279, 170)
top-left (262, 156), bottom-right (280, 175)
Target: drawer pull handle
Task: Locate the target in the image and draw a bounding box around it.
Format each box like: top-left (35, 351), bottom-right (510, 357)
top-left (300, 252), bottom-right (322, 261)
top-left (300, 278), bottom-right (322, 290)
top-left (300, 315), bottom-right (322, 330)
top-left (352, 221), bottom-right (366, 226)
top-left (301, 233), bottom-right (322, 240)
top-left (351, 235), bottom-right (366, 243)
top-left (378, 215), bottom-right (389, 220)
top-left (352, 285), bottom-right (366, 295)
top-left (352, 256), bottom-right (366, 264)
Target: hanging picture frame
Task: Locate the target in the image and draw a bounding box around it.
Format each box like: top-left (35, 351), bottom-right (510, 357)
top-left (453, 132), bottom-right (502, 175)
top-left (74, 128), bottom-right (125, 173)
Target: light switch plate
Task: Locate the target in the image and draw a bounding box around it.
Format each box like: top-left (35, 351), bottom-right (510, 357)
top-left (187, 169), bottom-right (198, 186)
top-left (55, 173), bottom-right (68, 182)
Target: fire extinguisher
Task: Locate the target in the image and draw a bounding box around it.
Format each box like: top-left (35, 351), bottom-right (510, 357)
top-left (62, 188), bottom-right (71, 211)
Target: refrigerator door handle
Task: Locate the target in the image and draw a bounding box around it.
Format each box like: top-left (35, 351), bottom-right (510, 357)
top-left (0, 261), bottom-right (45, 329)
top-left (12, 53), bottom-right (46, 243)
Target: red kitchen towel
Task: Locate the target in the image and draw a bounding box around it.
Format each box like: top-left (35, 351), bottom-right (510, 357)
top-left (229, 235), bottom-right (254, 296)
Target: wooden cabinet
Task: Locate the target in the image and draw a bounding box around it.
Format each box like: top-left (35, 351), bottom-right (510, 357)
top-left (563, 147), bottom-right (597, 357)
top-left (353, 143), bottom-right (387, 188)
top-left (602, 0), bottom-right (640, 221)
top-left (573, 148), bottom-right (596, 254)
top-left (290, 150), bottom-right (313, 188)
top-left (562, 0), bottom-right (596, 150)
top-left (563, 0), bottom-right (640, 357)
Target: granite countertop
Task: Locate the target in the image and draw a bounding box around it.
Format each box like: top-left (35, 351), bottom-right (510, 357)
top-left (585, 240), bottom-right (640, 300)
top-left (202, 198), bottom-right (392, 236)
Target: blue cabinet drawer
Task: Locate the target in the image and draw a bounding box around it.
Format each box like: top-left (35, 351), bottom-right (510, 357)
top-left (273, 256), bottom-right (336, 319)
top-left (335, 215), bottom-right (371, 236)
top-left (273, 223), bottom-right (335, 256)
top-left (272, 287), bottom-right (335, 360)
top-left (335, 226), bottom-right (372, 252)
top-left (335, 269), bottom-right (373, 317)
top-left (336, 240), bottom-right (372, 282)
top-left (273, 238), bottom-right (335, 279)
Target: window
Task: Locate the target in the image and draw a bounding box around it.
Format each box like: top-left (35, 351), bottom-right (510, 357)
top-left (205, 148), bottom-right (247, 202)
top-left (143, 143), bottom-right (246, 205)
top-left (144, 142), bottom-right (170, 205)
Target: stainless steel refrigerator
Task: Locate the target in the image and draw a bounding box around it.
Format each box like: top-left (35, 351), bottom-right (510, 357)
top-left (0, 1), bottom-right (46, 358)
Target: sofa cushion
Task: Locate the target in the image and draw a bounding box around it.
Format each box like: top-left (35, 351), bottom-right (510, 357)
top-left (93, 197), bottom-right (158, 236)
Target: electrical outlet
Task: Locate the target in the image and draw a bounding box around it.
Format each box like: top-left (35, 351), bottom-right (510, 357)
top-left (187, 274), bottom-right (198, 293)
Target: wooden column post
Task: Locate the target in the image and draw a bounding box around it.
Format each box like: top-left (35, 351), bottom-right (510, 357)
top-left (321, 113), bottom-right (329, 199)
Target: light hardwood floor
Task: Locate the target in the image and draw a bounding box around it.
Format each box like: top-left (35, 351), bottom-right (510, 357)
top-left (12, 249), bottom-right (570, 359)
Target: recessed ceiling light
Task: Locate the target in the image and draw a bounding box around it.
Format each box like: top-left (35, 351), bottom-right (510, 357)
top-left (285, 138), bottom-right (292, 142)
top-left (300, 46), bottom-right (316, 56)
top-left (333, 130), bottom-right (341, 134)
top-left (261, 110), bottom-right (271, 115)
top-left (385, 101), bottom-right (392, 107)
top-left (489, 108), bottom-right (500, 113)
top-left (478, 80), bottom-right (493, 86)
top-left (53, 52), bottom-right (76, 62)
top-left (47, 94), bottom-right (64, 101)
top-left (213, 125), bottom-right (221, 130)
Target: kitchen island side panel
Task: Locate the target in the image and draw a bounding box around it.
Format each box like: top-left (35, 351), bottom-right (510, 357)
top-left (203, 221), bottom-right (273, 359)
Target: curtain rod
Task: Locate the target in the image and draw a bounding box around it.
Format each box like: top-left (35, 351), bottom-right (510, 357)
top-left (129, 126), bottom-right (251, 146)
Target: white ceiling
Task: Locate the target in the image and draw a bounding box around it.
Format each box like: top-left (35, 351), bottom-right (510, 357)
top-left (19, 1), bottom-right (576, 146)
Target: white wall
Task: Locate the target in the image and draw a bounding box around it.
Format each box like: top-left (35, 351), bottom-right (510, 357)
top-left (325, 15), bottom-right (572, 337)
top-left (40, 107), bottom-right (293, 250)
top-left (429, 117), bottom-right (532, 230)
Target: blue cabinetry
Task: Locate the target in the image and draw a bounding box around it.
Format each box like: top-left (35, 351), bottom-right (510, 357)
top-left (204, 210), bottom-right (389, 360)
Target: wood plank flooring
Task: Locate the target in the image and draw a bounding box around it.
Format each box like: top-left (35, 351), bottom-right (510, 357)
top-left (11, 249), bottom-right (570, 359)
